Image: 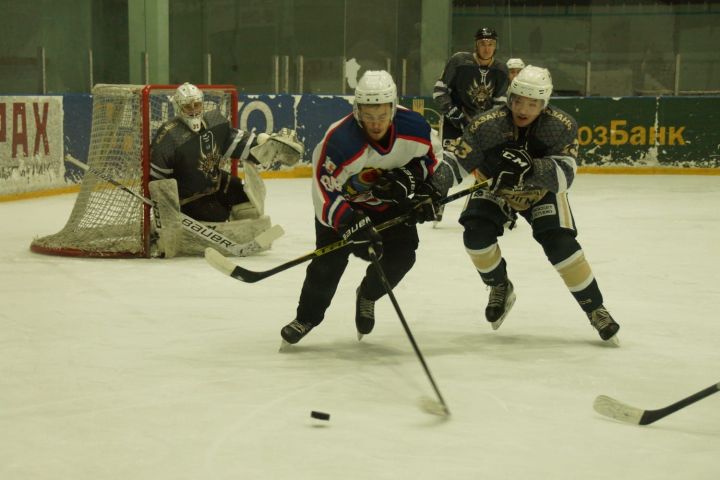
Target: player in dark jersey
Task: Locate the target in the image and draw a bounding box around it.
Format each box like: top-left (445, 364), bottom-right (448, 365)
top-left (432, 27), bottom-right (509, 224)
top-left (281, 70), bottom-right (444, 347)
top-left (150, 82), bottom-right (302, 222)
top-left (436, 65), bottom-right (620, 344)
top-left (433, 27), bottom-right (510, 149)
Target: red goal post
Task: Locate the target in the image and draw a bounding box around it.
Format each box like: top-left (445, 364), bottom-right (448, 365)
top-left (30, 84), bottom-right (239, 258)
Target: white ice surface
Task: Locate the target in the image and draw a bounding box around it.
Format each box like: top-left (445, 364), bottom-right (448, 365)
top-left (1, 175), bottom-right (719, 480)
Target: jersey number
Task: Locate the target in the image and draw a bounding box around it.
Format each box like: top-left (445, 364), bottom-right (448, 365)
top-left (320, 174), bottom-right (340, 192)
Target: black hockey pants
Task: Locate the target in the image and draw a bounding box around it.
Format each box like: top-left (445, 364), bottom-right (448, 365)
top-left (295, 212), bottom-right (418, 327)
top-left (181, 172), bottom-right (249, 222)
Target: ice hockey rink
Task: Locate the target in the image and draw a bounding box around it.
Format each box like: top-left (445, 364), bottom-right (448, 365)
top-left (1, 174), bottom-right (719, 480)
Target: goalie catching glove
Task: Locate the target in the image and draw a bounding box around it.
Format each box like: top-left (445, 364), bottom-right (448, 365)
top-left (339, 210), bottom-right (383, 261)
top-left (250, 128), bottom-right (304, 167)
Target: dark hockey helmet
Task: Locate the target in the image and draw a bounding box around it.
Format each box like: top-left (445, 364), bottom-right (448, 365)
top-left (475, 27), bottom-right (498, 41)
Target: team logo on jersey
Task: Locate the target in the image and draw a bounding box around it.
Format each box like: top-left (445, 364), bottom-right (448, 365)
top-left (198, 130), bottom-right (220, 177)
top-left (200, 131), bottom-right (215, 155)
top-left (342, 167), bottom-right (382, 199)
top-left (468, 77), bottom-right (491, 107)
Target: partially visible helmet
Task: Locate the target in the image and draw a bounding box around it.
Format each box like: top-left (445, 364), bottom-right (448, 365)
top-left (506, 58), bottom-right (526, 70)
top-left (475, 27), bottom-right (498, 41)
top-left (506, 65), bottom-right (553, 107)
top-left (172, 82), bottom-right (204, 132)
top-left (353, 70), bottom-right (398, 122)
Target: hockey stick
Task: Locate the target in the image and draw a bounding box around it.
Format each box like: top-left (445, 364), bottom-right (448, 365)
top-left (66, 157), bottom-right (283, 256)
top-left (205, 179), bottom-right (489, 282)
top-left (593, 381), bottom-right (720, 425)
top-left (368, 246), bottom-right (450, 417)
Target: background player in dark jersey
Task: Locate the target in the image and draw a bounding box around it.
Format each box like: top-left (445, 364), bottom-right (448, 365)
top-left (433, 26), bottom-right (510, 149)
top-left (281, 70), bottom-right (443, 347)
top-left (439, 65), bottom-right (620, 344)
top-left (432, 27), bottom-right (509, 224)
top-left (150, 82), bottom-right (303, 223)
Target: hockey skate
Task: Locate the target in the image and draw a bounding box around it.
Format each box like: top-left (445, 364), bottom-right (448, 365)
top-left (280, 319), bottom-right (314, 350)
top-left (485, 280), bottom-right (516, 330)
top-left (587, 306), bottom-right (620, 345)
top-left (355, 287), bottom-right (376, 340)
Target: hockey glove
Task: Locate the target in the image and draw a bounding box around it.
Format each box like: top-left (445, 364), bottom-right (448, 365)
top-left (371, 166), bottom-right (418, 205)
top-left (340, 211), bottom-right (383, 261)
top-left (445, 106), bottom-right (468, 130)
top-left (410, 181), bottom-right (445, 224)
top-left (492, 147), bottom-right (534, 192)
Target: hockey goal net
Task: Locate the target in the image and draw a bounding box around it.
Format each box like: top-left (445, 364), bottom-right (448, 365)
top-left (30, 84), bottom-right (238, 258)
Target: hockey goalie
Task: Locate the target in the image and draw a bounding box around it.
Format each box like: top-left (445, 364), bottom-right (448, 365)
top-left (149, 82), bottom-right (304, 257)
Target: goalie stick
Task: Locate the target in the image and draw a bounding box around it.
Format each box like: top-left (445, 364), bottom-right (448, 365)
top-left (205, 179), bottom-right (490, 283)
top-left (593, 381), bottom-right (719, 425)
top-left (66, 157), bottom-right (283, 257)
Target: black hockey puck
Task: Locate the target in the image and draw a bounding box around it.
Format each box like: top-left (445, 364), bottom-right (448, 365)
top-left (310, 410), bottom-right (330, 421)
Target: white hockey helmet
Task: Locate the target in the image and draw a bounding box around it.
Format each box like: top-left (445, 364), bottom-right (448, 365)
top-left (506, 58), bottom-right (526, 70)
top-left (172, 82), bottom-right (204, 132)
top-left (353, 70), bottom-right (398, 122)
top-left (506, 65), bottom-right (553, 107)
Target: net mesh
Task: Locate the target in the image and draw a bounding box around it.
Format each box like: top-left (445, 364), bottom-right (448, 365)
top-left (30, 84), bottom-right (236, 257)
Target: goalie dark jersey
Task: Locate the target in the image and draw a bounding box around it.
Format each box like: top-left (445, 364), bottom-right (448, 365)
top-left (449, 104), bottom-right (579, 211)
top-left (150, 109), bottom-right (238, 204)
top-left (433, 52), bottom-right (509, 119)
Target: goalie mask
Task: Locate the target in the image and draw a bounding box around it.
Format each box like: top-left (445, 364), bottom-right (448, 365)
top-left (353, 70), bottom-right (398, 124)
top-left (506, 65), bottom-right (553, 108)
top-left (173, 82), bottom-right (204, 132)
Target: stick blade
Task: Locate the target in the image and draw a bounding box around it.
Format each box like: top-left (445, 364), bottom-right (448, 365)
top-left (254, 224), bottom-right (285, 249)
top-left (593, 395), bottom-right (644, 425)
top-left (418, 396), bottom-right (451, 418)
top-left (204, 247), bottom-right (266, 283)
top-left (205, 247), bottom-right (237, 276)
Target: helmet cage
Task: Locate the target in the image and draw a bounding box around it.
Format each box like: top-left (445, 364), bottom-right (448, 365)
top-left (172, 82), bottom-right (204, 132)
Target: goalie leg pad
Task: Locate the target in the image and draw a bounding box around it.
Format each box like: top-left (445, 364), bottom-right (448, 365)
top-left (149, 179), bottom-right (184, 258)
top-left (241, 159), bottom-right (266, 216)
top-left (175, 215), bottom-right (275, 256)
